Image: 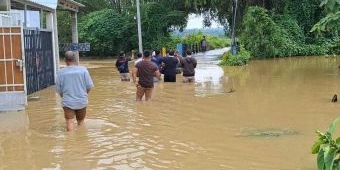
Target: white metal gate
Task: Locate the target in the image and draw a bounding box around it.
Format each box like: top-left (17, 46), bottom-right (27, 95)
top-left (0, 15), bottom-right (26, 111)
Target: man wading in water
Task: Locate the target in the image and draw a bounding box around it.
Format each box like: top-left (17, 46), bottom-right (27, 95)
top-left (56, 51), bottom-right (94, 131)
top-left (132, 50), bottom-right (161, 101)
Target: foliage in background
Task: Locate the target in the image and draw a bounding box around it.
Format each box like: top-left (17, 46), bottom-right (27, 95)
top-left (240, 6), bottom-right (331, 58)
top-left (240, 7), bottom-right (294, 58)
top-left (57, 11), bottom-right (72, 44)
top-left (162, 31), bottom-right (230, 51)
top-left (286, 0), bottom-right (323, 38)
top-left (59, 0), bottom-right (340, 58)
top-left (219, 45), bottom-right (251, 66)
top-left (312, 117), bottom-right (340, 170)
top-left (73, 0), bottom-right (193, 57)
top-left (140, 2), bottom-right (188, 50)
top-left (78, 9), bottom-right (133, 57)
top-left (311, 0), bottom-right (340, 33)
top-left (185, 0), bottom-right (340, 58)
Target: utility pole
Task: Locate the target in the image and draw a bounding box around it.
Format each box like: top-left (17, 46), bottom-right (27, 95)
top-left (136, 0), bottom-right (143, 52)
top-left (231, 0), bottom-right (238, 55)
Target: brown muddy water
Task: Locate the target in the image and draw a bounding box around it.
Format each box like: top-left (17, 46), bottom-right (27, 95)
top-left (1, 54), bottom-right (340, 170)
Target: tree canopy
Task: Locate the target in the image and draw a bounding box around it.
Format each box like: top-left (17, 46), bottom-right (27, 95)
top-left (56, 0), bottom-right (340, 57)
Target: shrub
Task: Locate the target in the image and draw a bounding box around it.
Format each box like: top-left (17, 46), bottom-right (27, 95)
top-left (219, 45), bottom-right (251, 66)
top-left (239, 6), bottom-right (334, 58)
top-left (312, 117), bottom-right (340, 170)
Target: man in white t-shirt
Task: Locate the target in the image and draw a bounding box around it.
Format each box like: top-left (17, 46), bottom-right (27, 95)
top-left (134, 52), bottom-right (143, 66)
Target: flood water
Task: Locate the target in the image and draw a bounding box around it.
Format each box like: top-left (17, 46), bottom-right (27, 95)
top-left (1, 50), bottom-right (340, 170)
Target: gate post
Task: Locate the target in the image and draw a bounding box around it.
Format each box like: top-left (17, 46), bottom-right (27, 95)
top-left (46, 10), bottom-right (58, 83)
top-left (71, 11), bottom-right (79, 64)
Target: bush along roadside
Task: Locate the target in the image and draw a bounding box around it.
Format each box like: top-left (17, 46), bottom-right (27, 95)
top-left (311, 117), bottom-right (340, 170)
top-left (219, 45), bottom-right (251, 66)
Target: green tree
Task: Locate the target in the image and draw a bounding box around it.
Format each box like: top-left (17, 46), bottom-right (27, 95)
top-left (78, 9), bottom-right (134, 57)
top-left (57, 11), bottom-right (72, 44)
top-left (140, 2), bottom-right (188, 50)
top-left (311, 0), bottom-right (340, 32)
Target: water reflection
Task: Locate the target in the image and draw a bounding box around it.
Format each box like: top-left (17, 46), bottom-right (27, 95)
top-left (195, 65), bottom-right (225, 97)
top-left (194, 48), bottom-right (230, 97)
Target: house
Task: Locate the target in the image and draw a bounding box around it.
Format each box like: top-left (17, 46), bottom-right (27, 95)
top-left (0, 0), bottom-right (84, 111)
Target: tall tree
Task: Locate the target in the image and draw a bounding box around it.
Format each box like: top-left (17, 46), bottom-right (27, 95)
top-left (311, 0), bottom-right (340, 32)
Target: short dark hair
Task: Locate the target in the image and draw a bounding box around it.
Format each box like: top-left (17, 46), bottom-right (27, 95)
top-left (186, 50), bottom-right (192, 55)
top-left (169, 50), bottom-right (174, 56)
top-left (137, 52), bottom-right (142, 58)
top-left (143, 50), bottom-right (151, 58)
top-left (155, 50), bottom-right (161, 55)
top-left (119, 51), bottom-right (125, 57)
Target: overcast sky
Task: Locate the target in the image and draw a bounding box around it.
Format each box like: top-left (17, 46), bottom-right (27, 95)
top-left (186, 14), bottom-right (222, 29)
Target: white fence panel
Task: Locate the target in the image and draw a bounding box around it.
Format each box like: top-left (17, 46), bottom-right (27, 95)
top-left (0, 12), bottom-right (23, 27)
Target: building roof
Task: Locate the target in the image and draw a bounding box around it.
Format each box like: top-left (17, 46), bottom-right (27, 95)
top-left (57, 0), bottom-right (84, 11)
top-left (12, 0), bottom-right (84, 11)
top-left (27, 0), bottom-right (58, 9)
top-left (11, 0), bottom-right (54, 11)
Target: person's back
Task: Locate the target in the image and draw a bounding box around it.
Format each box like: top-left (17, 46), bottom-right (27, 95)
top-left (115, 51), bottom-right (130, 81)
top-left (57, 66), bottom-right (91, 109)
top-left (151, 50), bottom-right (162, 82)
top-left (136, 60), bottom-right (158, 88)
top-left (134, 52), bottom-right (143, 66)
top-left (56, 51), bottom-right (94, 131)
top-left (162, 57), bottom-right (178, 75)
top-left (151, 50), bottom-right (162, 68)
top-left (132, 50), bottom-right (161, 101)
top-left (180, 51), bottom-right (197, 83)
top-left (201, 36), bottom-right (207, 52)
top-left (116, 57), bottom-right (129, 73)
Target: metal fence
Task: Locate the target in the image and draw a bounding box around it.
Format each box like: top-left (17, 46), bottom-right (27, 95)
top-left (24, 29), bottom-right (54, 95)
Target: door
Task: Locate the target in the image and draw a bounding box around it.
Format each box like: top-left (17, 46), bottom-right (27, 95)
top-left (24, 29), bottom-right (54, 95)
top-left (0, 26), bottom-right (26, 111)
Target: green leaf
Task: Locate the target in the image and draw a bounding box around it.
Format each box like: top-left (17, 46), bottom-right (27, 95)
top-left (327, 117), bottom-right (340, 137)
top-left (320, 0), bottom-right (329, 7)
top-left (312, 139), bottom-right (324, 154)
top-left (318, 149), bottom-right (326, 170)
top-left (324, 147), bottom-right (337, 170)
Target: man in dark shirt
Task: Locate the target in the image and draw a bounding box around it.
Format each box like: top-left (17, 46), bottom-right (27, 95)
top-left (151, 50), bottom-right (162, 68)
top-left (132, 50), bottom-right (161, 101)
top-left (180, 50), bottom-right (197, 83)
top-left (115, 51), bottom-right (131, 81)
top-left (160, 50), bottom-right (179, 82)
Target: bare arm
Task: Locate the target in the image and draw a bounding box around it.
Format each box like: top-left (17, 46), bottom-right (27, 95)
top-left (154, 70), bottom-right (161, 78)
top-left (132, 67), bottom-right (138, 85)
